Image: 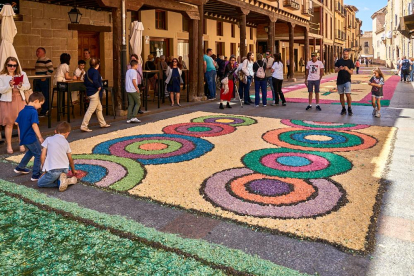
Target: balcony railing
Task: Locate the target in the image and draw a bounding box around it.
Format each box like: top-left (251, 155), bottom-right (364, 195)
top-left (302, 6), bottom-right (314, 16)
top-left (283, 0), bottom-right (300, 10)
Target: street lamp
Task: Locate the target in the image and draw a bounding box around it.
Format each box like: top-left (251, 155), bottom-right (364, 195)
top-left (68, 7), bottom-right (82, 24)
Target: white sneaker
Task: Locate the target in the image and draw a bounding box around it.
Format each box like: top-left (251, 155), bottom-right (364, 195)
top-left (372, 108), bottom-right (377, 116)
top-left (59, 173), bottom-right (68, 192)
top-left (132, 118), bottom-right (141, 123)
top-left (255, 105), bottom-right (259, 107)
top-left (127, 120), bottom-right (132, 123)
top-left (375, 111), bottom-right (381, 118)
top-left (263, 105), bottom-right (267, 107)
top-left (68, 176), bottom-right (77, 185)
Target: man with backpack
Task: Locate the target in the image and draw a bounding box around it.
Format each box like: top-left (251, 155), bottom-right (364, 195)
top-left (400, 56), bottom-right (412, 83)
top-left (253, 54), bottom-right (267, 107)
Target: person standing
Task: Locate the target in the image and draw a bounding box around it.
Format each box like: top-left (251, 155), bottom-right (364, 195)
top-left (34, 47), bottom-right (53, 117)
top-left (264, 50), bottom-right (275, 104)
top-left (400, 56), bottom-right (411, 83)
top-left (335, 49), bottom-right (355, 116)
top-left (127, 54), bottom-right (144, 114)
top-left (178, 56), bottom-right (187, 90)
top-left (125, 60), bottom-right (141, 123)
top-left (299, 57), bottom-right (304, 73)
top-left (204, 49), bottom-right (217, 100)
top-left (84, 49), bottom-right (92, 72)
top-left (305, 52), bottom-right (324, 111)
top-left (165, 58), bottom-right (183, 106)
top-left (0, 57), bottom-right (31, 154)
top-left (253, 54), bottom-right (267, 107)
top-left (145, 54), bottom-right (158, 94)
top-left (219, 56), bottom-right (236, 109)
top-left (355, 59), bottom-right (361, 74)
top-left (271, 53), bottom-right (286, 106)
top-left (241, 52), bottom-right (255, 105)
top-left (80, 58), bottom-right (110, 132)
top-left (368, 68), bottom-right (385, 118)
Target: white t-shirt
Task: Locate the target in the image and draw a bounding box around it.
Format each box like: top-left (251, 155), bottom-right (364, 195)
top-left (74, 68), bottom-right (85, 80)
top-left (306, 60), bottom-right (324, 81)
top-left (53, 63), bottom-right (70, 86)
top-left (271, 61), bottom-right (284, 80)
top-left (42, 134), bottom-right (71, 172)
top-left (125, 69), bottom-right (138, 93)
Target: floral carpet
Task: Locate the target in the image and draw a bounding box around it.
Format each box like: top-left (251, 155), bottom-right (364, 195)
top-left (7, 112), bottom-right (396, 253)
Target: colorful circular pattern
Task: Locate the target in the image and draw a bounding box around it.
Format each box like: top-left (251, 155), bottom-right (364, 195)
top-left (163, 123), bottom-right (235, 137)
top-left (92, 134), bottom-right (214, 165)
top-left (263, 128), bottom-right (377, 152)
top-left (191, 115), bottom-right (257, 127)
top-left (202, 168), bottom-right (345, 218)
top-left (72, 154), bottom-right (146, 191)
top-left (242, 148), bottom-right (352, 179)
top-left (281, 119), bottom-right (370, 131)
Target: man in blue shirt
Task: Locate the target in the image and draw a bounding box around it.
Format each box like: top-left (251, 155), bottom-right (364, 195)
top-left (14, 92), bottom-right (45, 181)
top-left (204, 48), bottom-right (217, 99)
top-left (400, 56), bottom-right (412, 83)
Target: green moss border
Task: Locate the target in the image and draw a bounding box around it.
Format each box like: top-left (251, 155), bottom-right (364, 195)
top-left (0, 179), bottom-right (309, 276)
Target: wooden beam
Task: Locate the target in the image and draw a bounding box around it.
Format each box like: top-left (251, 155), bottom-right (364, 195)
top-left (112, 7), bottom-right (122, 110)
top-left (288, 22), bottom-right (295, 81)
top-left (68, 24), bottom-right (112, 32)
top-left (240, 13), bottom-right (247, 57)
top-left (188, 18), bottom-right (199, 101)
top-left (198, 4), bottom-right (205, 97)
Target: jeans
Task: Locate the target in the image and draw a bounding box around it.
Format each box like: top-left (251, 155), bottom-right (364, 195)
top-left (34, 78), bottom-right (50, 114)
top-left (402, 69), bottom-right (410, 82)
top-left (255, 79), bottom-right (267, 106)
top-left (266, 76), bottom-right (275, 101)
top-left (356, 67), bottom-right (359, 74)
top-left (272, 78), bottom-right (285, 104)
top-left (337, 82), bottom-right (352, 94)
top-left (127, 92), bottom-right (141, 120)
top-left (411, 70), bottom-right (414, 82)
top-left (81, 92), bottom-right (107, 129)
top-left (240, 76), bottom-right (252, 103)
top-left (205, 70), bottom-right (217, 99)
top-left (38, 168), bottom-right (68, 188)
top-left (17, 140), bottom-right (42, 178)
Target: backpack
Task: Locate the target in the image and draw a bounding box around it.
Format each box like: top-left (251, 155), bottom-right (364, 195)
top-left (401, 59), bottom-right (410, 70)
top-left (255, 62), bottom-right (265, 78)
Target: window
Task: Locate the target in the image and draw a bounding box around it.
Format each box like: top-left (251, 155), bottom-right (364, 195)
top-left (217, 21), bottom-right (223, 36)
top-left (155, 10), bottom-right (167, 30)
top-left (250, 28), bottom-right (253, 40)
top-left (231, 24), bottom-right (235, 38)
top-left (364, 42), bottom-right (369, 47)
top-left (182, 16), bottom-right (189, 32)
top-left (216, 42), bottom-right (224, 56)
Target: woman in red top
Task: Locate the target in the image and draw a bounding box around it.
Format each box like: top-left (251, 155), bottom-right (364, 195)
top-left (219, 56), bottom-right (236, 109)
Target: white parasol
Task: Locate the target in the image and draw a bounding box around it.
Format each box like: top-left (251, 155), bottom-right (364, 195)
top-left (129, 21), bottom-right (144, 64)
top-left (0, 4), bottom-right (21, 72)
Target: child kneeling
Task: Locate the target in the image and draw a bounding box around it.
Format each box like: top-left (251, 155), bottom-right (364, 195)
top-left (38, 121), bottom-right (78, 192)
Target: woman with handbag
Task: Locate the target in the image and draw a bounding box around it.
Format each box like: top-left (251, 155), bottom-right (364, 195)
top-left (0, 57), bottom-right (31, 154)
top-left (219, 56), bottom-right (237, 109)
top-left (80, 58), bottom-right (110, 132)
top-left (165, 58), bottom-right (183, 106)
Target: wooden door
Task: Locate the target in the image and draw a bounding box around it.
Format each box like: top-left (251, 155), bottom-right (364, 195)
top-left (78, 32), bottom-right (100, 60)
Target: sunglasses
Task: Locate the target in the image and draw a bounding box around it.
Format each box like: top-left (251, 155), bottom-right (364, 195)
top-left (173, 60), bottom-right (178, 63)
top-left (7, 64), bottom-right (17, 68)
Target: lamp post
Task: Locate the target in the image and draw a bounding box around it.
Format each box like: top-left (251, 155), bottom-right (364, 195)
top-left (68, 7), bottom-right (82, 24)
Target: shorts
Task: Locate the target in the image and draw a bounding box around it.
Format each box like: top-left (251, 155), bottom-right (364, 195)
top-left (372, 95), bottom-right (383, 99)
top-left (337, 82), bottom-right (351, 94)
top-left (307, 80), bottom-right (320, 93)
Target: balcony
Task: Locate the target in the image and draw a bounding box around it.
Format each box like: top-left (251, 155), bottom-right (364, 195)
top-left (302, 6), bottom-right (314, 16)
top-left (283, 0), bottom-right (300, 10)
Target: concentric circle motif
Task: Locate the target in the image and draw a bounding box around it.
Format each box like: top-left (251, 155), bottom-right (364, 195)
top-left (242, 148), bottom-right (352, 179)
top-left (92, 134), bottom-right (214, 165)
top-left (281, 119), bottom-right (370, 131)
top-left (71, 154), bottom-right (146, 191)
top-left (263, 128), bottom-right (377, 152)
top-left (202, 168), bottom-right (345, 218)
top-left (163, 122), bottom-right (235, 137)
top-left (191, 115), bottom-right (257, 127)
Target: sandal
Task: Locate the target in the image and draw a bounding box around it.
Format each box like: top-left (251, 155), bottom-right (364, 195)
top-left (100, 124), bottom-right (111, 128)
top-left (80, 128), bottom-right (92, 132)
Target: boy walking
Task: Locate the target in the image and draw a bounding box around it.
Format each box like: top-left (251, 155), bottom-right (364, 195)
top-left (38, 121), bottom-right (77, 192)
top-left (14, 93), bottom-right (45, 181)
top-left (125, 60), bottom-right (141, 123)
top-left (305, 52), bottom-right (324, 111)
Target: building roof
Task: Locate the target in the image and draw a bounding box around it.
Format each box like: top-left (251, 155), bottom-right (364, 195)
top-left (362, 31), bottom-right (373, 38)
top-left (371, 6), bottom-right (387, 19)
top-left (345, 5), bottom-right (359, 12)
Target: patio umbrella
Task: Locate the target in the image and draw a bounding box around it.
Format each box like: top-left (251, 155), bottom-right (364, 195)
top-left (129, 21), bottom-right (144, 64)
top-left (0, 4), bottom-right (21, 72)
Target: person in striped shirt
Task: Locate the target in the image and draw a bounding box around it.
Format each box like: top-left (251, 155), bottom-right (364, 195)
top-left (34, 47), bottom-right (53, 116)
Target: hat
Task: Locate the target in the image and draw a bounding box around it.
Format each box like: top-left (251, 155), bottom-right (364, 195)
top-left (311, 52), bottom-right (317, 56)
top-left (148, 54), bottom-right (154, 60)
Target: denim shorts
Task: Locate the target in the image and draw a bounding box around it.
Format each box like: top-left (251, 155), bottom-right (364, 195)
top-left (337, 82), bottom-right (351, 94)
top-left (308, 80), bottom-right (321, 93)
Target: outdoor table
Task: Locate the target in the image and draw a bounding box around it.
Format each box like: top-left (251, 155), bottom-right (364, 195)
top-left (27, 75), bottom-right (53, 128)
top-left (102, 80), bottom-right (116, 118)
top-left (142, 70), bottom-right (162, 110)
top-left (57, 81), bottom-right (86, 123)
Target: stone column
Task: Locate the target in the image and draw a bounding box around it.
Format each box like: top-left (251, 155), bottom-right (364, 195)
top-left (197, 4), bottom-right (204, 97)
top-left (288, 22), bottom-right (295, 81)
top-left (304, 27), bottom-right (309, 63)
top-left (188, 17), bottom-right (199, 101)
top-left (239, 8), bottom-right (249, 58)
top-left (268, 17), bottom-right (276, 54)
top-left (112, 7), bottom-right (123, 111)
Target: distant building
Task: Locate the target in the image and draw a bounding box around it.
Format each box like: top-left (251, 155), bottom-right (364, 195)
top-left (360, 31), bottom-right (374, 60)
top-left (371, 7), bottom-right (387, 64)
